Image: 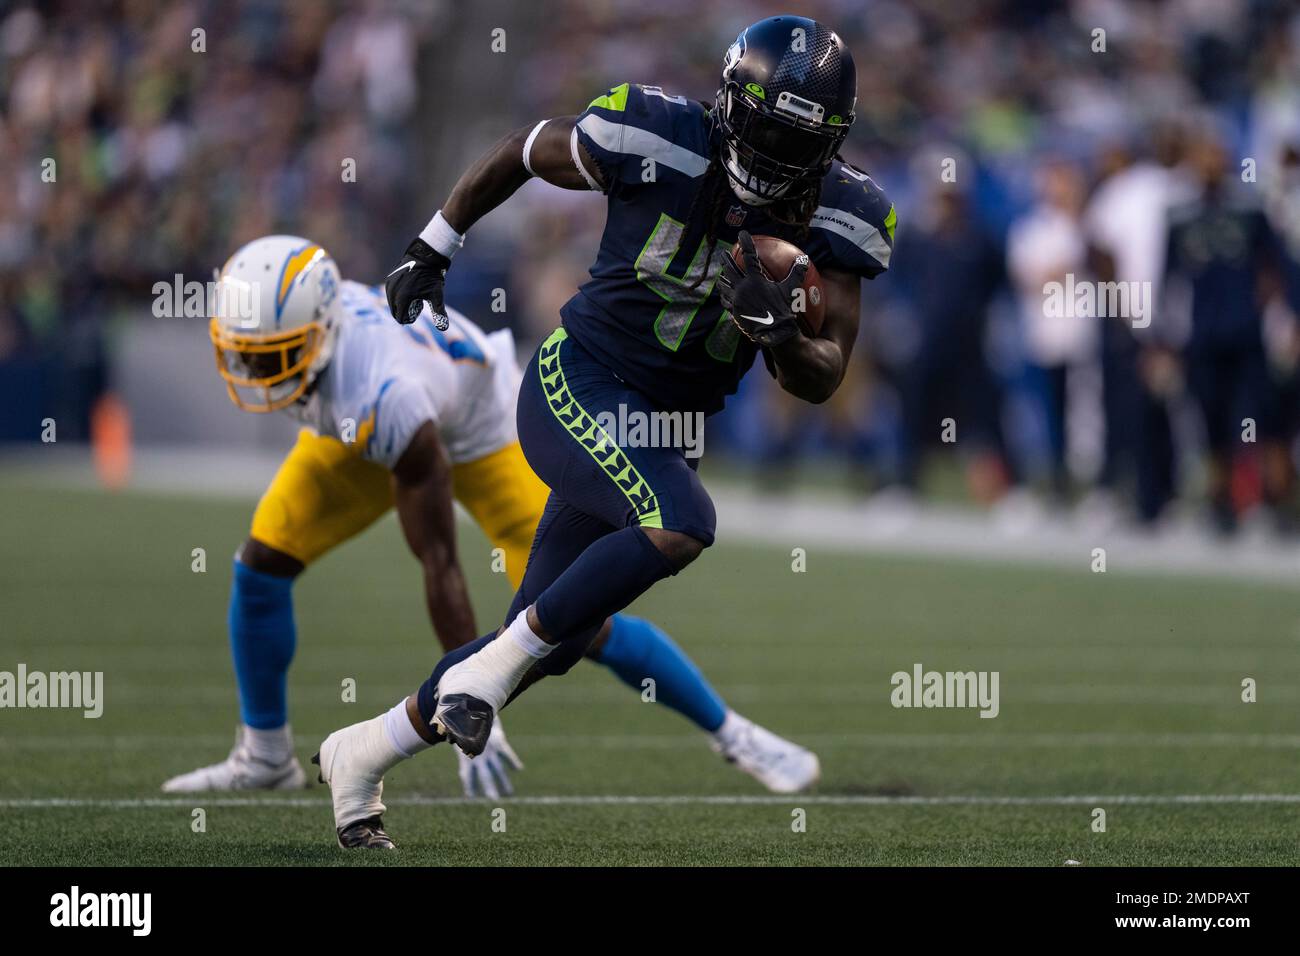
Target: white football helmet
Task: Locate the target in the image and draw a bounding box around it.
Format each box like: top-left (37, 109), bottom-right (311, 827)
top-left (209, 235), bottom-right (342, 412)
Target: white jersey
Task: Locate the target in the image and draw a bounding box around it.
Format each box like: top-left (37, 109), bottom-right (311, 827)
top-left (288, 280), bottom-right (520, 469)
top-left (1007, 204), bottom-right (1094, 365)
top-left (1084, 162), bottom-right (1196, 293)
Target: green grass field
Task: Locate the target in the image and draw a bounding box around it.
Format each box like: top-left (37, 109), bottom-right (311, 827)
top-left (1, 479), bottom-right (1298, 866)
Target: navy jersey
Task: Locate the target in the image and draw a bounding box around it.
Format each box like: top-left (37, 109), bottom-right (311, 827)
top-left (560, 82), bottom-right (895, 414)
top-left (1165, 194), bottom-right (1281, 352)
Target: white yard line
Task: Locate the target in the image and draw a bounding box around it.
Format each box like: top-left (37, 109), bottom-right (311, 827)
top-left (1, 793), bottom-right (1298, 809)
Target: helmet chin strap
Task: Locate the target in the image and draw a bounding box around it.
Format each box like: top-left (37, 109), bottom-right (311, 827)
top-left (727, 177), bottom-right (770, 206)
top-left (724, 152), bottom-right (788, 207)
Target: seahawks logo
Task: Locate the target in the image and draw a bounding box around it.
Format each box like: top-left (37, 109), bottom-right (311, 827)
top-left (722, 32), bottom-right (745, 76)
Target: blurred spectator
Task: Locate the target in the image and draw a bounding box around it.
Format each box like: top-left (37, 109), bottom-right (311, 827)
top-left (1083, 123), bottom-right (1194, 524)
top-left (889, 177), bottom-right (1008, 501)
top-left (1262, 145), bottom-right (1300, 517)
top-left (1164, 132), bottom-right (1293, 532)
top-left (1007, 158), bottom-right (1095, 498)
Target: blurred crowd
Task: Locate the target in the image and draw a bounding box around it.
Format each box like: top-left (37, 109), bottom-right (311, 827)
top-left (487, 0), bottom-right (1300, 534)
top-left (3, 0), bottom-right (1300, 533)
top-left (0, 0), bottom-right (443, 439)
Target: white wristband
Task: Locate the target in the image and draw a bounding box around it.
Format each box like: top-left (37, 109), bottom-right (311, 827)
top-left (418, 210), bottom-right (466, 260)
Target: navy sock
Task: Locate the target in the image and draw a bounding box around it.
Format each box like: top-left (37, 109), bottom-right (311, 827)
top-left (228, 559), bottom-right (296, 730)
top-left (595, 615), bottom-right (726, 732)
top-left (534, 525), bottom-right (677, 645)
top-left (415, 634), bottom-right (496, 725)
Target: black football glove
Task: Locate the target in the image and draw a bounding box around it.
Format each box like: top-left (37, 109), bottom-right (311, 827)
top-left (717, 230), bottom-right (809, 348)
top-left (386, 237), bottom-right (450, 329)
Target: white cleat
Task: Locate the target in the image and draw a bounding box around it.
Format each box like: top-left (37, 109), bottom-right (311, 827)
top-left (712, 712), bottom-right (821, 794)
top-left (313, 716), bottom-right (403, 838)
top-left (161, 727), bottom-right (305, 793)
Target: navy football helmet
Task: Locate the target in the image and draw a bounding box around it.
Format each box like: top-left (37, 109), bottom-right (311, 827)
top-left (715, 16), bottom-right (857, 211)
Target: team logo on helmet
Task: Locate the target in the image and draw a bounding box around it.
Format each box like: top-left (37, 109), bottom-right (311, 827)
top-left (276, 244), bottom-right (326, 322)
top-left (722, 33), bottom-right (744, 77)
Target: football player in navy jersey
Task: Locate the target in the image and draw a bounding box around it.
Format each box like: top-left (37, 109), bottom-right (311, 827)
top-left (316, 15), bottom-right (895, 848)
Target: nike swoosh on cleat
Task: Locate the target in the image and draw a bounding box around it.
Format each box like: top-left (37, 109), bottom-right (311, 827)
top-left (740, 311), bottom-right (776, 325)
top-left (387, 261), bottom-right (416, 277)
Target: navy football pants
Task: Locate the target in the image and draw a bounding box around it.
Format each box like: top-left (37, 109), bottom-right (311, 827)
top-left (505, 327), bottom-right (716, 674)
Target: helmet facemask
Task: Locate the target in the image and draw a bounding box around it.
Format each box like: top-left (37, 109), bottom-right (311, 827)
top-left (715, 82), bottom-right (849, 215)
top-left (209, 318), bottom-right (327, 413)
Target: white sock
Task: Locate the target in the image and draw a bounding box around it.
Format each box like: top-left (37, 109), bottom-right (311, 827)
top-left (710, 710), bottom-right (745, 747)
top-left (382, 698), bottom-right (432, 759)
top-left (504, 608), bottom-right (554, 659)
top-left (243, 724), bottom-right (293, 764)
top-left (441, 609), bottom-right (553, 711)
top-left (327, 715), bottom-right (406, 823)
top-left (356, 715), bottom-right (404, 776)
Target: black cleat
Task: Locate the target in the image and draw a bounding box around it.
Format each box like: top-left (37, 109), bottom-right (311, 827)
top-left (433, 693), bottom-right (494, 757)
top-left (337, 816), bottom-right (396, 850)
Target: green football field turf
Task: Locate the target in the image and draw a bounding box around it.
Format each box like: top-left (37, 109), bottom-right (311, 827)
top-left (1, 480), bottom-right (1297, 866)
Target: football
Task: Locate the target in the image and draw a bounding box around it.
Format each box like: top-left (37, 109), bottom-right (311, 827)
top-left (729, 234), bottom-right (825, 336)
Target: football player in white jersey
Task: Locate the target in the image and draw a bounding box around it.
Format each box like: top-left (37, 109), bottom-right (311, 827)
top-left (163, 235), bottom-right (819, 811)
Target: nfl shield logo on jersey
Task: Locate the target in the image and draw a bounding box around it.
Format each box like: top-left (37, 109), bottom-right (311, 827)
top-left (725, 204), bottom-right (747, 227)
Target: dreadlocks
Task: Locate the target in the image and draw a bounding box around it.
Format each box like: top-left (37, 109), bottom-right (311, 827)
top-left (684, 149), bottom-right (732, 289)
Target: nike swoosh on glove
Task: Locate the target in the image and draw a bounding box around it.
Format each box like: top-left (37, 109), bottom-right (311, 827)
top-left (717, 230), bottom-right (809, 348)
top-left (456, 717), bottom-right (524, 799)
top-left (386, 237), bottom-right (450, 329)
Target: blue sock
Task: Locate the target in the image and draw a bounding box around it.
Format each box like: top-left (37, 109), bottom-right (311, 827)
top-left (229, 559), bottom-right (297, 730)
top-left (594, 614), bottom-right (727, 732)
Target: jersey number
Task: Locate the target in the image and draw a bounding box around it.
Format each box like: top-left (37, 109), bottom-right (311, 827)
top-left (639, 86), bottom-right (689, 106)
top-left (634, 213), bottom-right (741, 362)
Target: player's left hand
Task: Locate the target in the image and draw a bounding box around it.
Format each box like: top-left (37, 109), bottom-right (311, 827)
top-left (455, 717), bottom-right (523, 798)
top-left (718, 230), bottom-right (808, 348)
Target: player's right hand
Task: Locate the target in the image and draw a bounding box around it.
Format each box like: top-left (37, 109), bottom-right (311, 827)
top-left (455, 717), bottom-right (523, 799)
top-left (718, 230), bottom-right (807, 348)
top-left (386, 237), bottom-right (450, 329)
